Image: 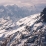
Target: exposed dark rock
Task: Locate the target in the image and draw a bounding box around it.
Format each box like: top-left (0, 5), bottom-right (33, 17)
top-left (20, 34), bottom-right (30, 39)
top-left (5, 27), bottom-right (13, 30)
top-left (25, 26), bottom-right (32, 31)
top-left (27, 36), bottom-right (38, 43)
top-left (40, 7), bottom-right (46, 22)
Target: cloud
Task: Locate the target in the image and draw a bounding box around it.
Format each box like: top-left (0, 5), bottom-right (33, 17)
top-left (0, 0), bottom-right (46, 7)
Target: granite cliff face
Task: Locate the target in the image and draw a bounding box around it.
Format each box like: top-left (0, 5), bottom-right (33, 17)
top-left (0, 8), bottom-right (46, 46)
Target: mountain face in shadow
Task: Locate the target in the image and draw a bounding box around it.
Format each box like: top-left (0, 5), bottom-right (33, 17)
top-left (40, 7), bottom-right (46, 22)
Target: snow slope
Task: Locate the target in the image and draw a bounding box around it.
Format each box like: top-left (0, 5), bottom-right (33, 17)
top-left (0, 13), bottom-right (46, 46)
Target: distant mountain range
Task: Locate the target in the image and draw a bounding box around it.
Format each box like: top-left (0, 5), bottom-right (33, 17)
top-left (0, 4), bottom-right (46, 21)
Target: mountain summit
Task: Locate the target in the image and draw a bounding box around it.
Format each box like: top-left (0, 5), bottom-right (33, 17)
top-left (0, 8), bottom-right (46, 46)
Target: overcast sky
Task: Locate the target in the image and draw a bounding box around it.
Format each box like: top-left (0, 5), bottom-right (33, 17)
top-left (0, 0), bottom-right (46, 7)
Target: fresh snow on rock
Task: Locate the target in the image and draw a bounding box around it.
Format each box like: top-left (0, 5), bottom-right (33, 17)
top-left (0, 12), bottom-right (46, 46)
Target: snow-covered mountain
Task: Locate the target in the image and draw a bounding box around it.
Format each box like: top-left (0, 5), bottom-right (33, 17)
top-left (0, 7), bottom-right (46, 46)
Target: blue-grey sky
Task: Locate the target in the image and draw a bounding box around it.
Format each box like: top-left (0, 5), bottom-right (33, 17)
top-left (0, 0), bottom-right (46, 7)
